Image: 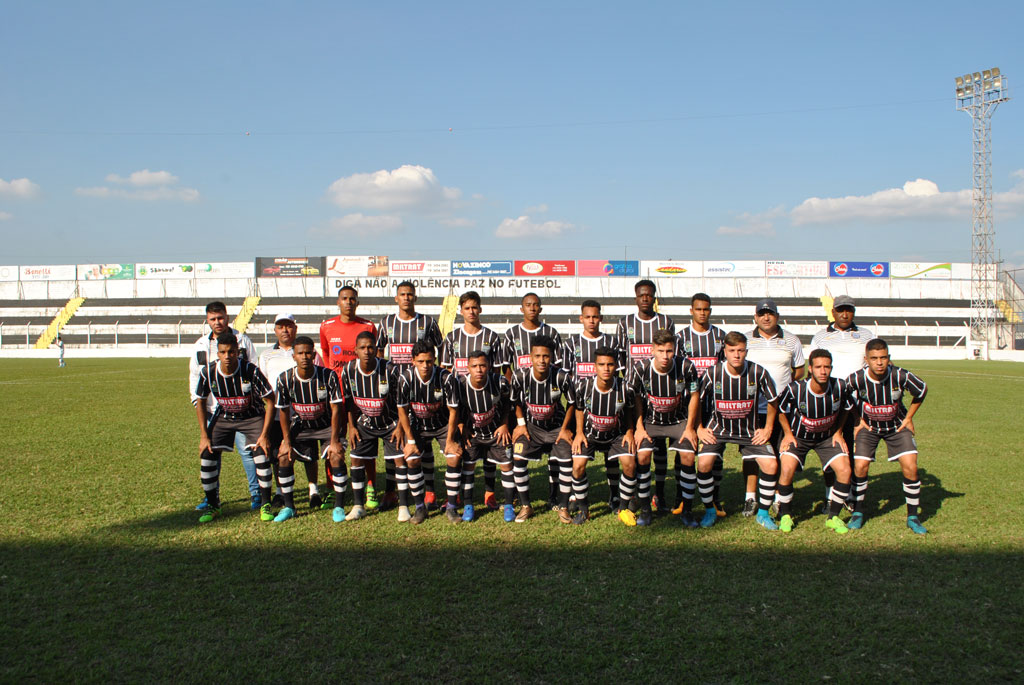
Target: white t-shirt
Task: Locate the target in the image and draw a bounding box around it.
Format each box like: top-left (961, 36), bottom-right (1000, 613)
top-left (810, 324), bottom-right (874, 381)
top-left (745, 327), bottom-right (805, 413)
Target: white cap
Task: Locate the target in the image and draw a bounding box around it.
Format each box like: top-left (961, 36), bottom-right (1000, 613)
top-left (274, 312), bottom-right (296, 324)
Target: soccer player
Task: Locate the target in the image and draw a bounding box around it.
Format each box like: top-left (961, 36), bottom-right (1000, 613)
top-left (376, 280), bottom-right (445, 509)
top-left (616, 279), bottom-right (675, 513)
top-left (741, 298), bottom-right (805, 517)
top-left (272, 336), bottom-right (347, 523)
top-left (510, 336), bottom-right (575, 523)
top-left (503, 292), bottom-right (562, 373)
top-left (456, 351), bottom-right (514, 522)
top-left (56, 335), bottom-right (66, 368)
top-left (775, 349), bottom-right (855, 534)
top-left (193, 332), bottom-right (275, 523)
top-left (395, 340), bottom-right (462, 524)
top-left (570, 347), bottom-right (637, 525)
top-left (441, 291), bottom-right (505, 510)
top-left (562, 299), bottom-right (624, 512)
top-left (319, 286), bottom-right (382, 510)
top-left (190, 301), bottom-right (261, 511)
top-left (631, 330), bottom-right (701, 527)
top-left (339, 331), bottom-right (403, 521)
top-left (846, 338), bottom-right (929, 534)
top-left (696, 332), bottom-right (782, 530)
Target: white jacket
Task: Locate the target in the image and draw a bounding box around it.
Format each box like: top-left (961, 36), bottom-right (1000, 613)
top-left (188, 327), bottom-right (257, 411)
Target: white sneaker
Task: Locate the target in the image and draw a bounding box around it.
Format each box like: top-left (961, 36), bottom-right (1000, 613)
top-left (344, 505), bottom-right (366, 521)
top-left (397, 505), bottom-right (411, 522)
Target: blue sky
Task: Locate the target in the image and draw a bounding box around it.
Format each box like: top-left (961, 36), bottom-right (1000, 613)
top-left (1, 1), bottom-right (1022, 265)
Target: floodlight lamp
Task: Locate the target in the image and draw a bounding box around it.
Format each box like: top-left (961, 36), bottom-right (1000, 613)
top-left (956, 76), bottom-right (964, 87)
top-left (973, 72), bottom-right (982, 81)
top-left (993, 78), bottom-right (1002, 90)
top-left (957, 87), bottom-right (965, 98)
top-left (964, 73), bottom-right (973, 84)
top-left (992, 67), bottom-right (1000, 78)
top-left (984, 79), bottom-right (993, 92)
top-left (983, 69), bottom-right (992, 80)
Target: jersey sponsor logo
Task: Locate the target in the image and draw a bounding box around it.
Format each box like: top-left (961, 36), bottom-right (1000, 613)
top-left (527, 402), bottom-right (555, 420)
top-left (517, 354), bottom-right (532, 368)
top-left (389, 343), bottom-right (414, 364)
top-left (691, 357), bottom-right (716, 370)
top-left (354, 397), bottom-right (385, 416)
top-left (648, 395), bottom-right (680, 412)
top-left (471, 407), bottom-right (496, 427)
top-left (800, 414), bottom-right (836, 431)
top-left (218, 396), bottom-right (251, 411)
top-left (410, 401), bottom-right (442, 418)
top-left (862, 403), bottom-right (897, 421)
top-left (292, 401), bottom-right (327, 420)
top-left (590, 414), bottom-right (618, 431)
top-left (715, 399), bottom-right (754, 419)
top-left (629, 343), bottom-right (652, 358)
top-left (576, 361), bottom-right (596, 377)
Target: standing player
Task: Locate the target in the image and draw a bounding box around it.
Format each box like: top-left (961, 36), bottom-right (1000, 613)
top-left (562, 300), bottom-right (624, 512)
top-left (631, 330), bottom-right (701, 527)
top-left (510, 336), bottom-right (575, 523)
top-left (395, 340), bottom-right (462, 525)
top-left (272, 336), bottom-right (347, 523)
top-left (696, 332), bottom-right (782, 530)
top-left (319, 286), bottom-right (381, 510)
top-left (846, 339), bottom-right (929, 534)
top-left (190, 301), bottom-right (261, 511)
top-left (193, 332), bottom-right (275, 523)
top-left (441, 291), bottom-right (505, 510)
top-left (502, 292), bottom-right (562, 373)
top-left (56, 335), bottom-right (66, 368)
top-left (339, 332), bottom-right (403, 521)
top-left (616, 279), bottom-right (675, 513)
top-left (570, 347), bottom-right (637, 525)
top-left (376, 280), bottom-right (445, 510)
top-left (741, 298), bottom-right (805, 517)
top-left (775, 349), bottom-right (855, 534)
top-left (456, 351), bottom-right (514, 522)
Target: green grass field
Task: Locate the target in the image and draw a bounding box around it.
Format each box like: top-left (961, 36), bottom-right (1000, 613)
top-left (1, 358), bottom-right (1022, 682)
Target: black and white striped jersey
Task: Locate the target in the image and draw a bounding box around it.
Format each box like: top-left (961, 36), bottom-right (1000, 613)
top-left (574, 376), bottom-right (636, 442)
top-left (440, 326), bottom-right (504, 377)
top-left (561, 332), bottom-right (624, 382)
top-left (502, 322), bottom-right (563, 370)
top-left (698, 361), bottom-right (779, 439)
top-left (275, 366), bottom-right (344, 431)
top-left (615, 313), bottom-right (676, 367)
top-left (510, 366), bottom-right (575, 431)
top-left (777, 378), bottom-right (855, 440)
top-left (676, 324), bottom-right (725, 374)
top-left (457, 372), bottom-right (511, 441)
top-left (376, 313), bottom-right (444, 367)
top-left (195, 361), bottom-right (273, 421)
top-left (396, 365), bottom-right (460, 435)
top-left (632, 357), bottom-right (701, 426)
top-left (846, 365), bottom-right (927, 433)
top-left (340, 358), bottom-right (401, 434)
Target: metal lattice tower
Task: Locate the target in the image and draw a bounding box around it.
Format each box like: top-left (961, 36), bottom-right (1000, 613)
top-left (955, 69), bottom-right (1010, 348)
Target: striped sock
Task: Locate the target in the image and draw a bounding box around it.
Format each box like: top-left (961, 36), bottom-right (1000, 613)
top-left (828, 479), bottom-right (850, 518)
top-left (483, 460), bottom-right (496, 494)
top-left (252, 449), bottom-right (273, 506)
top-left (697, 469), bottom-right (715, 507)
top-left (500, 467), bottom-right (516, 505)
top-left (350, 466), bottom-right (366, 507)
top-left (385, 459), bottom-right (397, 494)
top-left (711, 455), bottom-right (724, 502)
top-left (777, 482), bottom-right (794, 516)
top-left (679, 462), bottom-right (697, 511)
top-left (618, 472), bottom-right (637, 505)
top-left (903, 477), bottom-right (921, 517)
top-left (637, 462), bottom-right (653, 509)
top-left (407, 463), bottom-right (425, 507)
top-left (558, 462), bottom-right (573, 509)
top-left (571, 474), bottom-right (589, 509)
top-left (653, 448), bottom-right (667, 498)
top-left (605, 459), bottom-right (620, 503)
top-left (757, 469), bottom-right (778, 512)
top-left (513, 459), bottom-right (531, 506)
top-left (852, 474), bottom-right (868, 513)
top-left (396, 465), bottom-right (409, 508)
top-left (329, 461), bottom-right (349, 507)
top-left (547, 459), bottom-right (559, 501)
top-left (462, 459), bottom-right (477, 505)
top-left (200, 449), bottom-right (222, 509)
top-left (445, 464), bottom-right (461, 507)
top-left (421, 453), bottom-right (435, 494)
top-left (277, 463), bottom-right (296, 510)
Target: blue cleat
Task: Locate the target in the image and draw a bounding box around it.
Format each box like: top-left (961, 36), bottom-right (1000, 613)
top-left (332, 506), bottom-right (346, 523)
top-left (503, 504), bottom-right (515, 523)
top-left (679, 511), bottom-right (699, 529)
top-left (462, 504), bottom-right (475, 522)
top-left (847, 512), bottom-right (865, 530)
top-left (250, 495), bottom-right (261, 511)
top-left (906, 516), bottom-right (927, 535)
top-left (700, 508), bottom-right (718, 528)
top-left (196, 495), bottom-right (211, 511)
top-left (755, 510), bottom-right (779, 530)
top-left (636, 510), bottom-right (651, 527)
top-left (273, 507), bottom-right (296, 523)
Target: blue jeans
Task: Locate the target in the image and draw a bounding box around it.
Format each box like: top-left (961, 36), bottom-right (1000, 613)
top-left (235, 432), bottom-right (260, 498)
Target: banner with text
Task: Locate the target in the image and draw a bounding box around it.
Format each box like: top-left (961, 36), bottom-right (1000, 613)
top-left (135, 263), bottom-right (195, 279)
top-left (703, 261), bottom-right (765, 278)
top-left (257, 257), bottom-right (326, 278)
top-left (194, 262), bottom-right (254, 279)
top-left (514, 260), bottom-right (576, 276)
top-left (766, 260), bottom-right (828, 278)
top-left (78, 263), bottom-right (135, 280)
top-left (640, 260), bottom-right (702, 277)
top-left (829, 261), bottom-right (889, 278)
top-left (890, 262), bottom-right (952, 279)
top-left (0, 266), bottom-right (18, 282)
top-left (326, 255), bottom-right (389, 277)
top-left (20, 265), bottom-right (77, 281)
top-left (451, 260), bottom-right (513, 276)
top-left (389, 260), bottom-right (450, 277)
top-left (577, 260), bottom-right (640, 277)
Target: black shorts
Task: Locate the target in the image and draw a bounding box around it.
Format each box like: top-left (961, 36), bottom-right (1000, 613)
top-left (854, 429), bottom-right (918, 462)
top-left (289, 425), bottom-right (344, 462)
top-left (576, 435), bottom-right (634, 461)
top-left (410, 427), bottom-right (458, 459)
top-left (350, 428), bottom-right (403, 460)
top-left (697, 434), bottom-right (775, 460)
top-left (781, 436), bottom-right (846, 471)
top-left (512, 424), bottom-right (573, 463)
top-left (638, 422), bottom-right (696, 454)
top-left (465, 436), bottom-right (511, 465)
top-left (209, 415), bottom-right (265, 453)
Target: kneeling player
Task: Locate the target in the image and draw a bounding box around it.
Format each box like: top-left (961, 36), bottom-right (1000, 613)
top-left (696, 332), bottom-right (781, 530)
top-left (396, 340), bottom-right (462, 524)
top-left (510, 336), bottom-right (575, 523)
top-left (193, 332), bottom-right (275, 523)
top-left (847, 338), bottom-right (929, 534)
top-left (775, 349), bottom-right (854, 534)
top-left (570, 347), bottom-right (637, 525)
top-left (273, 336), bottom-right (347, 522)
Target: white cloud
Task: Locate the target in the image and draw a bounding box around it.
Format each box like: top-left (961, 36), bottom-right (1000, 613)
top-left (717, 206), bottom-right (783, 237)
top-left (0, 177), bottom-right (41, 199)
top-left (439, 217), bottom-right (476, 228)
top-left (313, 213), bottom-right (404, 237)
top-left (325, 165), bottom-right (460, 212)
top-left (495, 214), bottom-right (576, 239)
top-left (105, 169), bottom-right (179, 187)
top-left (524, 203), bottom-right (549, 214)
top-left (0, 211), bottom-right (11, 221)
top-left (75, 169), bottom-right (199, 202)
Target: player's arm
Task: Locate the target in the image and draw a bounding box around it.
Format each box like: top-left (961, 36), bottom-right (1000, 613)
top-left (775, 402), bottom-right (797, 453)
top-left (831, 409), bottom-right (849, 452)
top-left (683, 390), bottom-right (701, 448)
top-left (753, 400), bottom-right (778, 446)
top-left (257, 391), bottom-right (274, 456)
top-left (696, 376), bottom-right (717, 445)
top-left (557, 404), bottom-right (575, 446)
top-left (512, 404), bottom-right (530, 442)
top-left (397, 405), bottom-right (419, 458)
top-left (792, 364), bottom-right (806, 381)
top-left (327, 402), bottom-right (346, 463)
top-left (195, 400), bottom-right (212, 454)
top-left (633, 392), bottom-right (650, 446)
top-left (898, 371), bottom-right (928, 433)
top-left (493, 377), bottom-right (512, 445)
top-left (445, 405), bottom-right (463, 458)
top-left (621, 398), bottom-right (636, 454)
top-left (277, 405), bottom-right (293, 465)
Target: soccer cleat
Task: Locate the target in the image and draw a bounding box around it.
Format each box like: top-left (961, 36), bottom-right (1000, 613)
top-left (571, 508), bottom-right (590, 525)
top-left (503, 504), bottom-right (515, 523)
top-left (558, 507), bottom-right (572, 524)
top-left (671, 500), bottom-right (686, 515)
top-left (755, 510), bottom-right (779, 530)
top-left (461, 504), bottom-right (475, 522)
top-left (250, 495), bottom-right (261, 511)
top-left (344, 505), bottom-right (366, 521)
top-left (714, 501), bottom-right (727, 518)
top-left (484, 491), bottom-right (499, 510)
top-left (636, 510), bottom-right (651, 527)
top-left (271, 493), bottom-right (285, 507)
top-left (198, 507), bottom-right (221, 523)
top-left (365, 483), bottom-right (379, 511)
top-left (906, 516), bottom-right (928, 535)
top-left (679, 511), bottom-right (699, 529)
top-left (515, 505), bottom-right (533, 523)
top-left (381, 491), bottom-right (399, 511)
top-left (320, 492), bottom-right (333, 510)
top-left (847, 512), bottom-right (865, 530)
top-left (332, 506), bottom-right (346, 523)
top-left (445, 505), bottom-right (461, 524)
top-left (769, 502), bottom-right (779, 518)
top-left (424, 491), bottom-right (438, 510)
top-left (825, 517), bottom-right (849, 535)
top-left (618, 508), bottom-right (637, 526)
top-left (411, 505), bottom-right (428, 525)
top-left (700, 508), bottom-right (718, 528)
top-left (397, 505), bottom-right (411, 522)
top-left (309, 493), bottom-right (323, 510)
top-left (548, 498), bottom-right (559, 512)
top-left (260, 503), bottom-right (274, 522)
top-left (779, 514), bottom-right (794, 532)
top-left (742, 499), bottom-right (757, 517)
top-left (196, 495), bottom-right (211, 511)
top-left (273, 507), bottom-right (296, 523)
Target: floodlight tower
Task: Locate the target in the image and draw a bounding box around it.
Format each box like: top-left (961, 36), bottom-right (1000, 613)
top-left (955, 68), bottom-right (1010, 356)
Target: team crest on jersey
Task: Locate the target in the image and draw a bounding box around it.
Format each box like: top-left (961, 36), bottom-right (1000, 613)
top-left (482, 341), bottom-right (491, 350)
top-left (683, 340), bottom-right (692, 353)
top-left (714, 381), bottom-right (722, 394)
top-left (628, 327), bottom-right (635, 341)
top-left (746, 380), bottom-right (756, 396)
top-left (318, 386), bottom-right (328, 400)
top-left (675, 379), bottom-right (685, 392)
top-left (799, 402), bottom-right (807, 414)
top-left (892, 389), bottom-right (902, 401)
top-left (574, 347), bottom-right (582, 359)
top-left (551, 385), bottom-right (561, 398)
top-left (614, 399), bottom-right (625, 413)
top-left (378, 381), bottom-right (389, 395)
top-left (433, 388), bottom-right (444, 400)
top-left (387, 326), bottom-right (394, 339)
top-left (241, 381), bottom-right (251, 394)
top-left (515, 339), bottom-right (523, 352)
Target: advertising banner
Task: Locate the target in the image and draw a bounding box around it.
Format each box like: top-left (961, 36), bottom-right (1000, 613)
top-left (703, 261), bottom-right (765, 278)
top-left (78, 263), bottom-right (135, 280)
top-left (514, 260), bottom-right (576, 276)
top-left (136, 263), bottom-right (195, 279)
top-left (256, 257), bottom-right (326, 278)
top-left (640, 260), bottom-right (701, 277)
top-left (0, 265), bottom-right (18, 282)
top-left (450, 260), bottom-right (513, 276)
top-left (389, 260), bottom-right (450, 277)
top-left (194, 262), bottom-right (254, 279)
top-left (829, 261), bottom-right (889, 278)
top-left (20, 265), bottom-right (77, 281)
top-left (890, 262), bottom-right (952, 279)
top-left (326, 255), bottom-right (389, 277)
top-left (766, 261), bottom-right (829, 278)
top-left (577, 260), bottom-right (640, 277)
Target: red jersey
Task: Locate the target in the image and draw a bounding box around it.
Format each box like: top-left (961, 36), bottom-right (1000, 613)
top-left (319, 315), bottom-right (377, 375)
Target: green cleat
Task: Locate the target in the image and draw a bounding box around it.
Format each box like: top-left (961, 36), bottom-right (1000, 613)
top-left (365, 483), bottom-right (380, 511)
top-left (826, 516), bottom-right (849, 535)
top-left (906, 516), bottom-right (927, 535)
top-left (260, 503), bottom-right (274, 522)
top-left (198, 507), bottom-right (221, 523)
top-left (779, 514), bottom-right (794, 532)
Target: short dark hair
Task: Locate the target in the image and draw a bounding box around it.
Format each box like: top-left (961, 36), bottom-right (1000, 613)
top-left (294, 335), bottom-right (315, 349)
top-left (206, 301), bottom-right (227, 315)
top-left (723, 331), bottom-right (747, 347)
top-left (338, 285), bottom-right (358, 296)
top-left (216, 331), bottom-right (238, 348)
top-left (522, 292), bottom-right (540, 303)
top-left (581, 299), bottom-right (601, 312)
top-left (355, 331), bottom-right (376, 345)
top-left (865, 338), bottom-right (889, 353)
top-left (530, 335), bottom-right (556, 354)
top-left (691, 292), bottom-right (711, 306)
top-left (594, 346), bottom-right (618, 363)
top-left (652, 329), bottom-right (675, 347)
top-left (634, 279), bottom-right (656, 294)
top-left (411, 339), bottom-right (435, 358)
top-left (808, 348), bottom-right (833, 364)
top-left (396, 280), bottom-right (416, 292)
top-left (459, 291), bottom-right (481, 307)
top-left (467, 349), bottom-right (489, 363)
